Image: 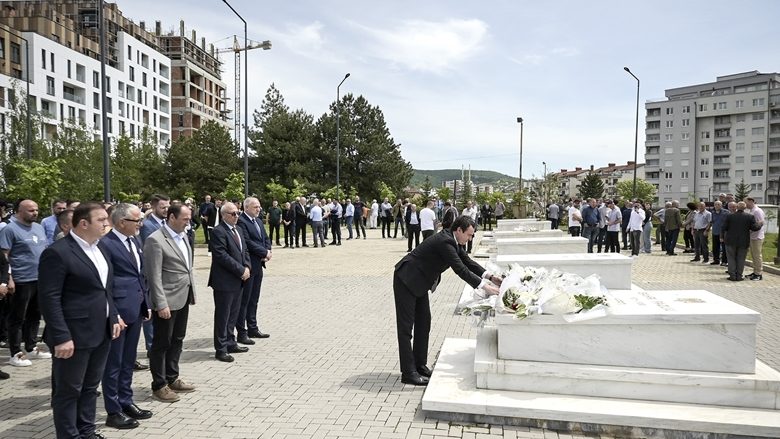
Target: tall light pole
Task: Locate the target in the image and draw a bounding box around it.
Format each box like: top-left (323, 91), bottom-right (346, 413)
top-left (336, 73), bottom-right (350, 201)
top-left (624, 67), bottom-right (640, 200)
top-left (517, 117), bottom-right (523, 193)
top-left (222, 0), bottom-right (250, 197)
top-left (542, 161), bottom-right (547, 207)
top-left (775, 175), bottom-right (780, 265)
top-left (98, 0), bottom-right (111, 202)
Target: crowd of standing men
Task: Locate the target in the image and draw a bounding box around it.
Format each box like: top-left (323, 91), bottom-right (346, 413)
top-left (556, 193), bottom-right (767, 281)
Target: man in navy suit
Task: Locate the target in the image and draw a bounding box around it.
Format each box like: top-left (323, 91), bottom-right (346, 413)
top-left (99, 204), bottom-right (153, 430)
top-left (137, 194), bottom-right (170, 365)
top-left (236, 197), bottom-right (272, 345)
top-left (39, 203), bottom-right (122, 439)
top-left (208, 202), bottom-right (251, 363)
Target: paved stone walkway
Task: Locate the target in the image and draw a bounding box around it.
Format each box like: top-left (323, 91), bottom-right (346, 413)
top-left (0, 228), bottom-right (778, 438)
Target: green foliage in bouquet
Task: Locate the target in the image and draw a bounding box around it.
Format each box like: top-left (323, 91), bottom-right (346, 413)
top-left (573, 294), bottom-right (608, 311)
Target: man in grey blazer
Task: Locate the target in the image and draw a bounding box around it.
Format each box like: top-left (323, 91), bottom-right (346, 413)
top-left (142, 204), bottom-right (196, 403)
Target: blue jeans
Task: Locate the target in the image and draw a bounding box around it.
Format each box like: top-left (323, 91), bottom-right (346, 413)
top-left (581, 225), bottom-right (598, 253)
top-left (642, 222), bottom-right (652, 253)
top-left (345, 216), bottom-right (354, 238)
top-left (665, 228), bottom-right (680, 254)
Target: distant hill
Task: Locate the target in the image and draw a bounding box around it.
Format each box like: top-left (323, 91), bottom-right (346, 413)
top-left (411, 169), bottom-right (517, 187)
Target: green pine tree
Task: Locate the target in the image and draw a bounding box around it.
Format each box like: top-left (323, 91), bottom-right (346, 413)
top-left (734, 178), bottom-right (751, 201)
top-left (578, 172), bottom-right (604, 200)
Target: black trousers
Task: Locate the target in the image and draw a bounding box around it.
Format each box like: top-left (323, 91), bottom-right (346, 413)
top-left (213, 289), bottom-right (242, 354)
top-left (407, 224), bottom-right (420, 250)
top-left (381, 217), bottom-right (391, 238)
top-left (630, 230), bottom-right (641, 256)
top-left (394, 217), bottom-right (405, 237)
top-left (569, 226), bottom-right (581, 237)
top-left (8, 281), bottom-right (40, 356)
top-left (355, 216), bottom-right (366, 238)
top-left (606, 231), bottom-right (620, 253)
top-left (550, 218), bottom-right (559, 230)
top-left (683, 229), bottom-right (694, 249)
top-left (330, 218), bottom-right (342, 243)
top-left (202, 225), bottom-right (210, 245)
top-left (49, 336), bottom-right (110, 439)
top-left (268, 222), bottom-right (281, 245)
top-left (295, 220), bottom-right (307, 246)
top-left (236, 268), bottom-right (263, 337)
top-left (666, 228), bottom-right (680, 254)
top-left (422, 229), bottom-right (435, 241)
top-left (283, 223), bottom-right (292, 247)
top-left (392, 274), bottom-right (430, 376)
top-left (149, 304), bottom-right (189, 391)
top-left (726, 245), bottom-right (748, 279)
top-left (621, 226), bottom-right (629, 249)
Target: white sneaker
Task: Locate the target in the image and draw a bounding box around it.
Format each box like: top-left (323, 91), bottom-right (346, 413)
top-left (27, 347), bottom-right (52, 359)
top-left (9, 352), bottom-right (32, 367)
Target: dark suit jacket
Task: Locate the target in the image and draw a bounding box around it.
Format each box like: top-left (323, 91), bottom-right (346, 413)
top-left (722, 210), bottom-right (761, 248)
top-left (99, 232), bottom-right (149, 325)
top-left (294, 202), bottom-right (308, 223)
top-left (664, 207), bottom-right (683, 230)
top-left (38, 234), bottom-right (119, 349)
top-left (205, 204), bottom-right (219, 228)
top-left (405, 209), bottom-right (421, 227)
top-left (237, 213), bottom-right (271, 270)
top-left (394, 229), bottom-right (484, 297)
top-left (139, 215), bottom-right (163, 245)
top-left (208, 222), bottom-right (251, 292)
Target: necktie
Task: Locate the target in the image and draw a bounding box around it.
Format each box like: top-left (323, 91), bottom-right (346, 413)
top-left (126, 237), bottom-right (140, 271)
top-left (126, 237), bottom-right (134, 254)
top-left (231, 227), bottom-right (241, 249)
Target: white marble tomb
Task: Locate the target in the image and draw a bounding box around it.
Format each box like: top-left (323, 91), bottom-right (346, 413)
top-left (492, 253), bottom-right (632, 290)
top-left (495, 236), bottom-right (588, 256)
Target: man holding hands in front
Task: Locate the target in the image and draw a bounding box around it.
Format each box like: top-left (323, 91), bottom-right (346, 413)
top-left (393, 216), bottom-right (501, 386)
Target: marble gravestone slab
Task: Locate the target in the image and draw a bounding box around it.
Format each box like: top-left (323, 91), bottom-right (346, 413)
top-left (496, 219), bottom-right (552, 231)
top-left (488, 229), bottom-right (564, 240)
top-left (476, 327), bottom-right (780, 410)
top-left (496, 290), bottom-right (759, 374)
top-left (495, 236), bottom-right (587, 255)
top-left (493, 253), bottom-right (632, 290)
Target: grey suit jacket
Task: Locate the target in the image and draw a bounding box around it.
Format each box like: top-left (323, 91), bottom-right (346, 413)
top-left (142, 226), bottom-right (196, 311)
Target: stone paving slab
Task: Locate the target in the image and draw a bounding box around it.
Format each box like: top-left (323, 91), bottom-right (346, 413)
top-left (0, 229), bottom-right (777, 438)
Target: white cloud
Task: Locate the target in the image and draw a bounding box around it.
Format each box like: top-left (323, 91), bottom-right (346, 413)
top-left (355, 18), bottom-right (489, 73)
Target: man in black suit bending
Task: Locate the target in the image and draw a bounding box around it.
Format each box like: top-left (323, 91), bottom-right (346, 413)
top-left (393, 216), bottom-right (501, 386)
top-left (208, 202), bottom-right (251, 362)
top-left (39, 203), bottom-right (122, 439)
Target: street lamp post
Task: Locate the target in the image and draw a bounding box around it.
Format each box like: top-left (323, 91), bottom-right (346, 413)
top-left (336, 73), bottom-right (350, 201)
top-left (98, 0), bottom-right (111, 202)
top-left (775, 175), bottom-right (780, 265)
top-left (222, 0), bottom-right (250, 197)
top-left (542, 161), bottom-right (547, 207)
top-left (624, 67), bottom-right (640, 200)
top-left (517, 117), bottom-right (523, 193)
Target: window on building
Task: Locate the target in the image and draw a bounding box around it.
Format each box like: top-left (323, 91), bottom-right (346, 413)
top-left (701, 131), bottom-right (710, 139)
top-left (736, 100), bottom-right (744, 108)
top-left (681, 146), bottom-right (690, 153)
top-left (699, 103), bottom-right (708, 111)
top-left (93, 71), bottom-right (99, 88)
top-left (751, 183), bottom-right (764, 191)
top-left (129, 67), bottom-right (135, 82)
top-left (753, 112), bottom-right (765, 120)
top-left (680, 185), bottom-right (689, 193)
top-left (735, 142), bottom-right (745, 150)
top-left (10, 42), bottom-right (20, 64)
top-left (664, 184), bottom-right (673, 192)
top-left (67, 60), bottom-right (71, 78)
top-left (735, 170), bottom-right (744, 178)
top-left (664, 147), bottom-right (674, 154)
top-left (751, 155), bottom-right (764, 163)
top-left (178, 113), bottom-right (184, 127)
top-left (682, 105), bottom-right (690, 113)
top-left (50, 53), bottom-right (54, 72)
top-left (753, 98), bottom-right (765, 106)
top-left (752, 141), bottom-right (765, 150)
top-left (736, 114), bottom-right (746, 122)
top-left (46, 76), bottom-right (55, 96)
top-left (107, 117), bottom-right (113, 133)
top-left (666, 107), bottom-right (674, 115)
top-left (736, 128), bottom-right (745, 136)
top-left (700, 158), bottom-right (709, 165)
top-left (665, 120), bottom-right (674, 128)
top-left (700, 171), bottom-right (709, 178)
top-left (0, 38), bottom-right (5, 59)
top-left (93, 92), bottom-right (99, 109)
top-left (128, 45), bottom-right (132, 60)
top-left (718, 102), bottom-right (727, 109)
top-left (752, 169), bottom-right (764, 176)
top-left (664, 172), bottom-right (673, 179)
top-left (681, 171), bottom-right (689, 179)
top-left (665, 134), bottom-right (673, 141)
top-left (106, 97), bottom-right (112, 114)
top-left (41, 49), bottom-right (46, 69)
top-left (735, 156), bottom-right (745, 164)
top-left (682, 133), bottom-right (690, 140)
top-left (681, 159), bottom-right (689, 167)
top-left (753, 127), bottom-right (765, 135)
top-left (142, 72), bottom-right (147, 87)
top-left (68, 106), bottom-right (75, 120)
top-left (701, 144), bottom-right (710, 152)
top-left (682, 119), bottom-right (690, 126)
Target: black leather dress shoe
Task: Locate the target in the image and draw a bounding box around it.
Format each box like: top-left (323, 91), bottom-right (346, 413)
top-left (401, 372), bottom-right (429, 386)
top-left (122, 403), bottom-right (152, 420)
top-left (237, 336), bottom-right (255, 345)
top-left (248, 330), bottom-right (270, 339)
top-left (416, 365), bottom-right (432, 378)
top-left (227, 345), bottom-right (249, 354)
top-left (106, 412), bottom-right (139, 429)
top-left (133, 360), bottom-right (149, 371)
top-left (215, 352), bottom-right (234, 363)
top-left (88, 433), bottom-right (107, 439)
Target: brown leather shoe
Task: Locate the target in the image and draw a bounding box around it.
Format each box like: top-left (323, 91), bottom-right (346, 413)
top-left (168, 378), bottom-right (196, 393)
top-left (152, 386), bottom-right (180, 403)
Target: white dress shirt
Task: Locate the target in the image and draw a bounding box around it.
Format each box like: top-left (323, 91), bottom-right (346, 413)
top-left (164, 224), bottom-right (190, 269)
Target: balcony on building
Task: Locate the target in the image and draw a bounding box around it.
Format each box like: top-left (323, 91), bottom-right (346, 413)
top-left (714, 142), bottom-right (731, 153)
top-left (62, 85), bottom-right (84, 105)
top-left (713, 155), bottom-right (731, 165)
top-left (646, 171), bottom-right (660, 180)
top-left (646, 134), bottom-right (660, 145)
top-left (714, 128), bottom-right (731, 139)
top-left (646, 108), bottom-right (661, 120)
top-left (714, 116), bottom-right (731, 128)
top-left (713, 169), bottom-right (730, 181)
top-left (646, 121), bottom-right (660, 131)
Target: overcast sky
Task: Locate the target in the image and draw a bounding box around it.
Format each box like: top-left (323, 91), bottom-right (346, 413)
top-left (118, 0), bottom-right (780, 179)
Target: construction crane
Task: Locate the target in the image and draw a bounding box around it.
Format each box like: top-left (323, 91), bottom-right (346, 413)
top-left (217, 36), bottom-right (272, 143)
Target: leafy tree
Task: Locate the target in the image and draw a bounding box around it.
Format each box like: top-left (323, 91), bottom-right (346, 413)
top-left (735, 178), bottom-right (751, 201)
top-left (578, 172), bottom-right (604, 200)
top-left (616, 178), bottom-right (656, 203)
top-left (419, 175), bottom-right (433, 205)
top-left (222, 172), bottom-right (245, 202)
top-left (314, 93), bottom-right (413, 197)
top-left (437, 186), bottom-right (453, 203)
top-left (0, 81), bottom-right (49, 190)
top-left (289, 179), bottom-right (308, 199)
top-left (167, 121), bottom-right (240, 198)
top-left (377, 181), bottom-right (395, 202)
top-left (7, 159), bottom-right (64, 206)
top-left (51, 122), bottom-right (103, 201)
top-left (458, 180), bottom-right (473, 209)
top-left (265, 179), bottom-right (290, 204)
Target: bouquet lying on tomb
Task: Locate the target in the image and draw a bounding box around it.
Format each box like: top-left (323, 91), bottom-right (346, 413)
top-left (513, 226), bottom-right (540, 232)
top-left (461, 263), bottom-right (609, 326)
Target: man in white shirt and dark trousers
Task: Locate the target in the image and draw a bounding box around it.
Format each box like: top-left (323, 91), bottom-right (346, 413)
top-left (406, 204), bottom-right (421, 252)
top-left (627, 201), bottom-right (646, 257)
top-left (420, 201), bottom-right (437, 241)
